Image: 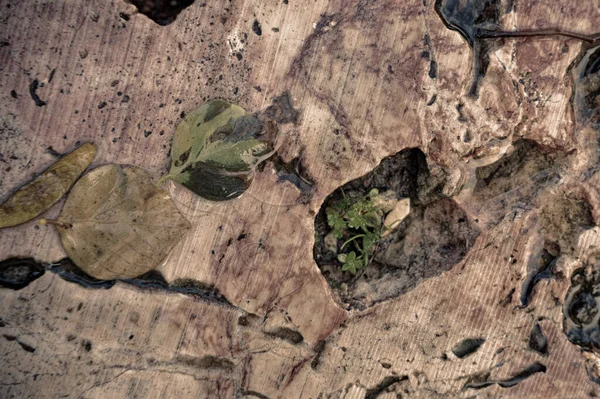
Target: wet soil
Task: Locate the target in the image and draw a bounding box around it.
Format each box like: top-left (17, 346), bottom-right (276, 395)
top-left (314, 148), bottom-right (480, 310)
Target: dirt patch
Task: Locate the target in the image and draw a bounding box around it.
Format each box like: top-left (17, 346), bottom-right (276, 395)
top-left (314, 148), bottom-right (479, 310)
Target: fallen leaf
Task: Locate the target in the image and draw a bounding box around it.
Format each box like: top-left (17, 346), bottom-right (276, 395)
top-left (160, 99), bottom-right (278, 200)
top-left (54, 164), bottom-right (191, 280)
top-left (0, 143), bottom-right (97, 229)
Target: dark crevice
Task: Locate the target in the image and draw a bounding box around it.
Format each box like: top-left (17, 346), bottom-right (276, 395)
top-left (365, 375), bottom-right (408, 399)
top-left (564, 266), bottom-right (600, 351)
top-left (48, 259), bottom-right (116, 289)
top-left (28, 79), bottom-right (47, 107)
top-left (452, 337), bottom-right (485, 358)
top-left (520, 250), bottom-right (557, 307)
top-left (311, 340), bottom-right (326, 369)
top-left (434, 0), bottom-right (501, 97)
top-left (175, 354), bottom-right (235, 371)
top-left (424, 34), bottom-right (438, 79)
top-left (264, 327), bottom-right (304, 345)
top-left (243, 391), bottom-right (271, 399)
top-left (0, 257), bottom-right (232, 307)
top-left (16, 340), bottom-right (36, 353)
top-left (269, 154), bottom-right (313, 197)
top-left (252, 20), bottom-right (262, 36)
top-left (528, 322), bottom-right (548, 356)
top-left (434, 0), bottom-right (600, 97)
top-left (464, 362), bottom-right (546, 389)
top-left (572, 44), bottom-right (600, 129)
top-left (0, 258), bottom-right (45, 290)
top-left (127, 0), bottom-right (195, 26)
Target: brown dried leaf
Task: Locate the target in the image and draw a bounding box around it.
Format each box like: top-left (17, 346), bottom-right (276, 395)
top-left (0, 143), bottom-right (97, 229)
top-left (55, 164), bottom-right (191, 280)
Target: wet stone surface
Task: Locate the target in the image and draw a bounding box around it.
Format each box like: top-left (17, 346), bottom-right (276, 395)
top-left (563, 265), bottom-right (600, 351)
top-left (573, 44), bottom-right (600, 127)
top-left (434, 0), bottom-right (501, 96)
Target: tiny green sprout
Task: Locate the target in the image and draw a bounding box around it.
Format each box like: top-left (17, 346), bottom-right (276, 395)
top-left (325, 190), bottom-right (389, 275)
top-left (338, 251), bottom-right (363, 274)
top-left (326, 208), bottom-right (346, 239)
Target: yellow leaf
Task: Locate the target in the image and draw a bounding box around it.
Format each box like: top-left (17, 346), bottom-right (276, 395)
top-left (55, 164), bottom-right (191, 280)
top-left (0, 143), bottom-right (97, 229)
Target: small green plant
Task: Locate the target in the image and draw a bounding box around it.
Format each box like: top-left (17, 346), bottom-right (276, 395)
top-left (326, 189), bottom-right (385, 274)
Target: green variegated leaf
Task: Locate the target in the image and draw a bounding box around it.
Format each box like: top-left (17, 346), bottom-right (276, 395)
top-left (160, 100), bottom-right (278, 201)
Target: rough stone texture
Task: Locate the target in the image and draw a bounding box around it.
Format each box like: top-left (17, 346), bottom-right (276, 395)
top-left (1, 0), bottom-right (600, 398)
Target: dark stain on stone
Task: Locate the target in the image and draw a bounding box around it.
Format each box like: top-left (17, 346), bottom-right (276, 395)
top-left (311, 339), bottom-right (326, 369)
top-left (287, 13), bottom-right (339, 80)
top-left (365, 375), bottom-right (408, 399)
top-left (82, 339), bottom-right (92, 352)
top-left (434, 0), bottom-right (500, 96)
top-left (452, 337), bottom-right (485, 358)
top-left (270, 154), bottom-right (313, 196)
top-left (127, 0), bottom-right (195, 25)
top-left (528, 322), bottom-right (548, 356)
top-left (456, 102), bottom-right (468, 123)
top-left (29, 79), bottom-right (47, 107)
top-left (237, 313), bottom-right (260, 326)
top-left (10, 90), bottom-right (17, 99)
top-left (262, 91), bottom-right (300, 125)
top-left (500, 287), bottom-right (515, 307)
top-left (252, 20), bottom-right (262, 36)
top-left (0, 258), bottom-right (45, 290)
top-left (46, 146), bottom-right (62, 158)
top-left (473, 139), bottom-right (565, 227)
top-left (176, 354), bottom-right (235, 371)
top-left (243, 391), bottom-right (270, 399)
top-left (424, 34), bottom-right (438, 79)
top-left (265, 327), bottom-right (304, 345)
top-left (128, 275), bottom-right (233, 306)
top-left (539, 193), bottom-right (594, 257)
top-left (464, 362), bottom-right (546, 389)
top-left (49, 258), bottom-right (116, 289)
top-left (17, 340), bottom-right (36, 353)
top-left (520, 249), bottom-right (557, 308)
top-left (427, 94), bottom-right (437, 106)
